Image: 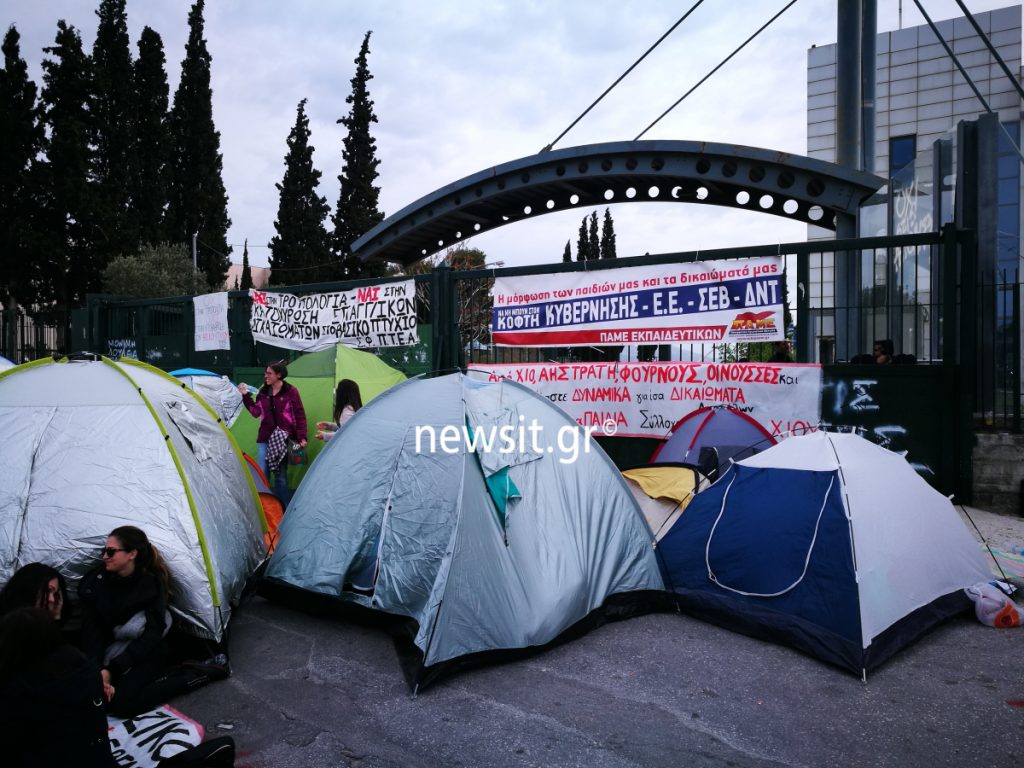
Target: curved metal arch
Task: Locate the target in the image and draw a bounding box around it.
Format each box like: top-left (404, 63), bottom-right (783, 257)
top-left (352, 140), bottom-right (884, 265)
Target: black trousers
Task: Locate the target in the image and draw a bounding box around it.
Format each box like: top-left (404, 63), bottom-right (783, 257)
top-left (109, 656), bottom-right (214, 718)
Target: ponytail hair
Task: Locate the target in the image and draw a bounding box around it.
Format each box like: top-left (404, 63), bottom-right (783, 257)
top-left (333, 379), bottom-right (363, 423)
top-left (108, 526), bottom-right (172, 599)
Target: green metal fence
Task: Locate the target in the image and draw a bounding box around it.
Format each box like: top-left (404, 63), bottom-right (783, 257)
top-left (51, 224), bottom-right (1018, 498)
top-left (73, 273), bottom-right (436, 380)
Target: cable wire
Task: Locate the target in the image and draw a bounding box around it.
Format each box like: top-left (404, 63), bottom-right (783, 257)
top-left (634, 0), bottom-right (799, 141)
top-left (911, 0), bottom-right (1024, 168)
top-left (541, 1), bottom-right (705, 153)
top-left (953, 0), bottom-right (1024, 104)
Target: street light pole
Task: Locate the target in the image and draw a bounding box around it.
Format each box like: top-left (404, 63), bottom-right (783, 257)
top-left (192, 232), bottom-right (198, 272)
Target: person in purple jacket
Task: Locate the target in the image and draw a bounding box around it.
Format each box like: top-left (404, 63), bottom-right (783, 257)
top-left (239, 360), bottom-right (308, 506)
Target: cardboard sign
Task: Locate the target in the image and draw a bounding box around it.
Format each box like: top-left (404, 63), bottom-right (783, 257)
top-left (194, 292), bottom-right (231, 351)
top-left (108, 705), bottom-right (204, 767)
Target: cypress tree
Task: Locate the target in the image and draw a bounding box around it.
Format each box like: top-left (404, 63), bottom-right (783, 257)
top-left (269, 98), bottom-right (331, 286)
top-left (561, 240), bottom-right (571, 263)
top-left (588, 211), bottom-right (600, 261)
top-left (37, 21), bottom-right (95, 309)
top-left (333, 31), bottom-right (387, 279)
top-left (166, 0), bottom-right (231, 289)
top-left (132, 26), bottom-right (170, 245)
top-left (576, 216), bottom-right (589, 261)
top-left (0, 25), bottom-right (44, 309)
top-left (240, 239), bottom-right (253, 290)
top-left (91, 0), bottom-right (136, 263)
top-left (600, 208), bottom-right (617, 259)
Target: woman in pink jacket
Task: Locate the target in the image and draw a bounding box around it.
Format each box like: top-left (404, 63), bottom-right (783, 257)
top-left (239, 360), bottom-right (307, 506)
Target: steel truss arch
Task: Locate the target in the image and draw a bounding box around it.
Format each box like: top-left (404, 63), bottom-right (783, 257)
top-left (352, 140), bottom-right (884, 266)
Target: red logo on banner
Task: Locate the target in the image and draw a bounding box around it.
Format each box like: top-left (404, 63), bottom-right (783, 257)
top-left (252, 291), bottom-right (268, 305)
top-left (729, 311), bottom-right (775, 331)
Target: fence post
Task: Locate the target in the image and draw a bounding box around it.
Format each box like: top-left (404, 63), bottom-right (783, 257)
top-left (2, 304), bottom-right (15, 361)
top-left (136, 305), bottom-right (147, 363)
top-left (951, 225), bottom-right (977, 503)
top-left (796, 252), bottom-right (809, 363)
top-left (1013, 279), bottom-right (1021, 433)
top-left (431, 263), bottom-right (459, 373)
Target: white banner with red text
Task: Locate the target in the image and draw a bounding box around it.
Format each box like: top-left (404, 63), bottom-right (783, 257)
top-left (248, 282), bottom-right (417, 351)
top-left (490, 257), bottom-right (784, 347)
top-left (468, 361), bottom-right (822, 440)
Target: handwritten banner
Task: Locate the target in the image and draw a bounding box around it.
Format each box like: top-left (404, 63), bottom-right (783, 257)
top-left (469, 361), bottom-right (822, 439)
top-left (249, 281), bottom-right (417, 351)
top-left (108, 705), bottom-right (204, 767)
top-left (194, 291), bottom-right (230, 351)
top-left (490, 257), bottom-right (784, 347)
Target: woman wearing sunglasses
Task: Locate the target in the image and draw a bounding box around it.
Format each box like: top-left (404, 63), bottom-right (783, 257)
top-left (78, 526), bottom-right (178, 717)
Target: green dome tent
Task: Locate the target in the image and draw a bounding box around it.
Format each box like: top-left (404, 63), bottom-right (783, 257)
top-left (231, 344), bottom-right (406, 487)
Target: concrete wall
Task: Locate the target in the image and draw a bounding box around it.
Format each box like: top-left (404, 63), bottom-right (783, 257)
top-left (973, 431), bottom-right (1024, 515)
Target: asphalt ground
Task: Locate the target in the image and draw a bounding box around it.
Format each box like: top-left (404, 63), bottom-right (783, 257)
top-left (175, 580), bottom-right (1024, 768)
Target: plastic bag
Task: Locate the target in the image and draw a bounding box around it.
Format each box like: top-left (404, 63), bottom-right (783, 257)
top-left (287, 439), bottom-right (307, 466)
top-left (964, 582), bottom-right (1022, 628)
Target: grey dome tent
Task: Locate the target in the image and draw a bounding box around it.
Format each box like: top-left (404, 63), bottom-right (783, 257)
top-left (0, 355), bottom-right (269, 640)
top-left (263, 373), bottom-right (666, 689)
top-left (170, 367), bottom-right (245, 428)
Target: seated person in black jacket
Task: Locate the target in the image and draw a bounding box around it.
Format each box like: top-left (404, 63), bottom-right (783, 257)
top-left (0, 561), bottom-right (68, 623)
top-left (0, 607), bottom-right (237, 768)
top-left (0, 607), bottom-right (117, 768)
top-left (79, 526), bottom-right (228, 718)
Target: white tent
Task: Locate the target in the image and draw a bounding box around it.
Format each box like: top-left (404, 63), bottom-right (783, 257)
top-left (0, 355), bottom-right (269, 640)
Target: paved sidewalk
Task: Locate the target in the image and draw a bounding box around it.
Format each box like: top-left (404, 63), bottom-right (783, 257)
top-left (178, 553), bottom-right (1023, 767)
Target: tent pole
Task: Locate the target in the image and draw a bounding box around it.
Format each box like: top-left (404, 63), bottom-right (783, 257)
top-left (957, 503), bottom-right (1011, 583)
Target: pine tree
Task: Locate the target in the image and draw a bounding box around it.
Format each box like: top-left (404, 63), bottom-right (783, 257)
top-left (561, 240), bottom-right (571, 263)
top-left (0, 25), bottom-right (44, 309)
top-left (240, 239), bottom-right (253, 290)
top-left (166, 0), bottom-right (231, 290)
top-left (588, 211), bottom-right (599, 261)
top-left (600, 208), bottom-right (617, 260)
top-left (333, 31), bottom-right (388, 279)
top-left (132, 26), bottom-right (170, 245)
top-left (270, 98), bottom-right (331, 286)
top-left (576, 216), bottom-right (590, 261)
top-left (37, 21), bottom-right (95, 309)
top-left (91, 0), bottom-right (136, 264)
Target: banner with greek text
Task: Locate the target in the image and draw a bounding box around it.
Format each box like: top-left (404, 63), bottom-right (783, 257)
top-left (249, 281), bottom-right (417, 351)
top-left (107, 705), bottom-right (204, 767)
top-left (194, 291), bottom-right (230, 351)
top-left (469, 361), bottom-right (821, 440)
top-left (490, 257), bottom-right (784, 346)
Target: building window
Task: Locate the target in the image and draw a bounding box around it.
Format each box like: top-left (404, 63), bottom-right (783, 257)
top-left (889, 135), bottom-right (916, 175)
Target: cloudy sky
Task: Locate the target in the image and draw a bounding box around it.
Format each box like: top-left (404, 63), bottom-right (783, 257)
top-left (5, 1), bottom-right (1019, 270)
